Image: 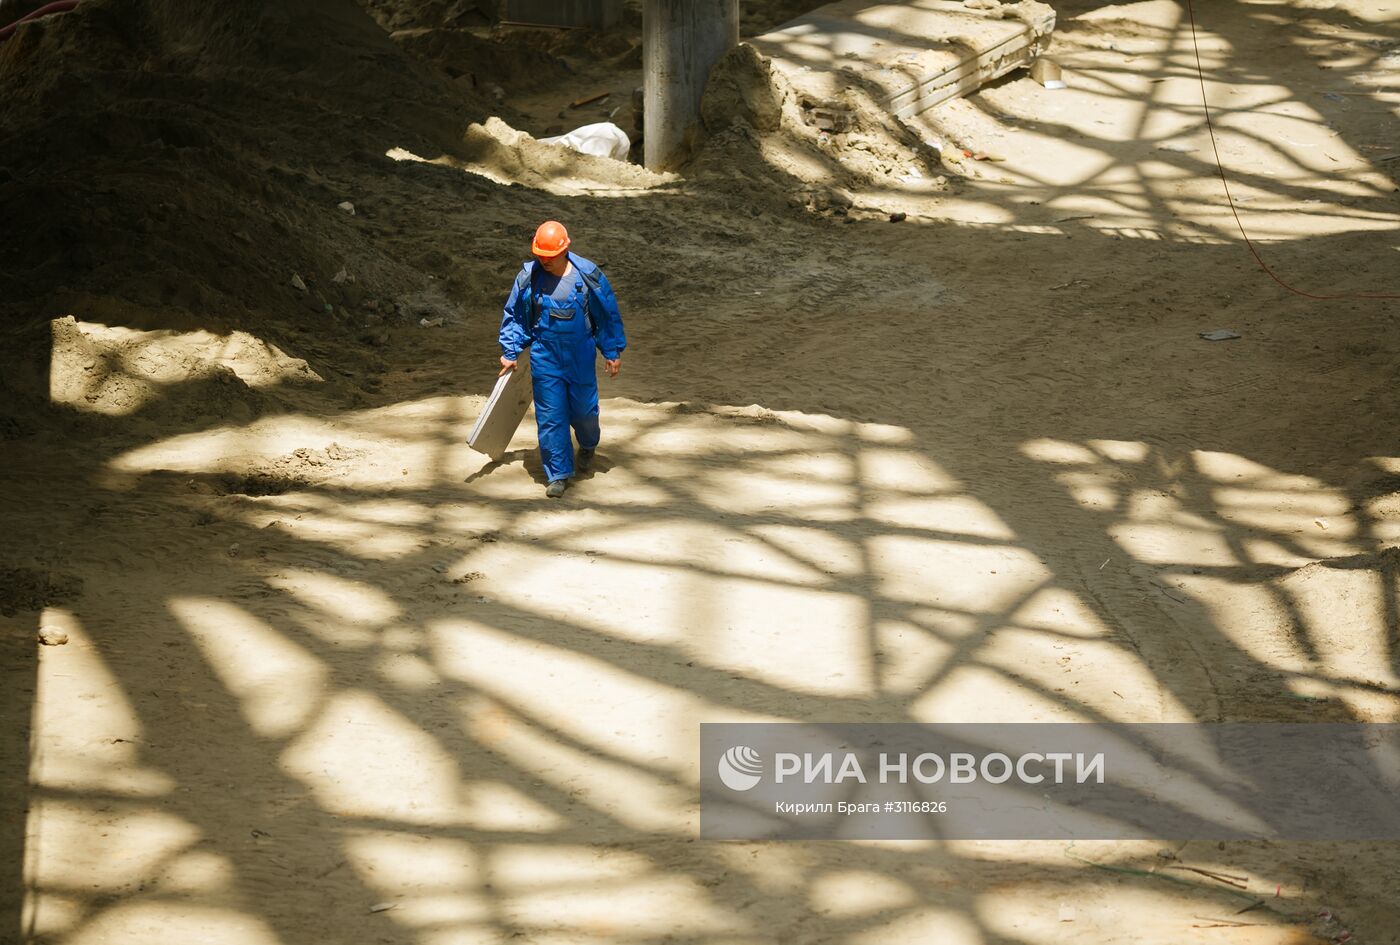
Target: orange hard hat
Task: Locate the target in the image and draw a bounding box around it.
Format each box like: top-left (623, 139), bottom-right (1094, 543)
top-left (531, 220), bottom-right (570, 258)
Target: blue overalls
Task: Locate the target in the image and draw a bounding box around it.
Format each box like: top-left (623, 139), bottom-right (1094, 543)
top-left (499, 254), bottom-right (627, 483)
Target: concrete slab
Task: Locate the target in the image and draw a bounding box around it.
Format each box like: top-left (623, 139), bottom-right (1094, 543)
top-left (749, 0), bottom-right (1056, 119)
top-left (468, 354), bottom-right (533, 460)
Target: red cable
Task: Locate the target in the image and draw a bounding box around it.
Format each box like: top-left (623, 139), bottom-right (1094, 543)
top-left (1182, 0), bottom-right (1400, 300)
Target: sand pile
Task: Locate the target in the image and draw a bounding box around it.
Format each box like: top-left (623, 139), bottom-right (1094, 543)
top-left (691, 42), bottom-right (945, 212)
top-left (444, 116), bottom-right (676, 193)
top-left (46, 314), bottom-right (321, 423)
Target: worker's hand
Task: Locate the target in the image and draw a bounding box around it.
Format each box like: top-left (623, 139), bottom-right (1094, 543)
top-left (498, 356), bottom-right (516, 376)
top-left (604, 358), bottom-right (621, 377)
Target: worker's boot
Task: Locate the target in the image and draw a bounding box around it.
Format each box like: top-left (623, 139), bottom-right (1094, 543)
top-left (546, 479), bottom-right (568, 499)
top-left (576, 447), bottom-right (595, 473)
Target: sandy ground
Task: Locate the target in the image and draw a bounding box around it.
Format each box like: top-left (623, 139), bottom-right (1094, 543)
top-left (3, 0), bottom-right (1400, 944)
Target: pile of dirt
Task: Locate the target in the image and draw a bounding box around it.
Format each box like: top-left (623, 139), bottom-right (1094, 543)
top-left (694, 42), bottom-right (944, 207)
top-left (0, 0), bottom-right (494, 410)
top-left (45, 314), bottom-right (322, 423)
top-left (450, 116), bottom-right (676, 193)
top-left (217, 441), bottom-right (364, 496)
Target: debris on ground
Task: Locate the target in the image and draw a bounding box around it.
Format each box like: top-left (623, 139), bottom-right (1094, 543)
top-left (539, 121), bottom-right (631, 161)
top-left (1031, 57), bottom-right (1066, 88)
top-left (570, 90), bottom-right (610, 109)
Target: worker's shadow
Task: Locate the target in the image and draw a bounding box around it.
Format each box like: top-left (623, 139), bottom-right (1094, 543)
top-left (463, 449), bottom-right (614, 485)
top-left (462, 449), bottom-right (533, 485)
top-left (570, 455), bottom-right (613, 483)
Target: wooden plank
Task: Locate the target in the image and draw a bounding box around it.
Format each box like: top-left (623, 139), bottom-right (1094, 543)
top-left (570, 90), bottom-right (611, 109)
top-left (749, 0), bottom-right (1055, 118)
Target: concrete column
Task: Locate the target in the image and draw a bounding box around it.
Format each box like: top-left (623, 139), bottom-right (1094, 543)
top-left (643, 0), bottom-right (739, 170)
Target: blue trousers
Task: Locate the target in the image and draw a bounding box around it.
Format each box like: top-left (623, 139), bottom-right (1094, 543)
top-left (532, 370), bottom-right (599, 482)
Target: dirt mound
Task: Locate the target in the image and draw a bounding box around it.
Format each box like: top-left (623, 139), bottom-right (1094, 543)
top-left (0, 0), bottom-right (494, 412)
top-left (693, 42), bottom-right (943, 205)
top-left (218, 441), bottom-right (364, 496)
top-left (701, 43), bottom-right (788, 135)
top-left (443, 116), bottom-right (675, 193)
top-left (46, 314), bottom-right (320, 419)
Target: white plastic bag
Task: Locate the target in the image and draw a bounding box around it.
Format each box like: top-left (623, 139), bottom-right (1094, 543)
top-left (540, 122), bottom-right (631, 162)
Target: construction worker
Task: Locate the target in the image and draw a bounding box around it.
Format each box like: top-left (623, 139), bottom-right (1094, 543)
top-left (498, 221), bottom-right (627, 498)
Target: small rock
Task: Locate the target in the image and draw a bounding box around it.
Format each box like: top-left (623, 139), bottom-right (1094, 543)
top-left (889, 211), bottom-right (908, 223)
top-left (337, 201), bottom-right (355, 215)
top-left (490, 84), bottom-right (505, 103)
top-left (38, 627), bottom-right (68, 646)
top-left (228, 543), bottom-right (241, 558)
top-left (332, 267), bottom-right (351, 284)
top-left (369, 902), bottom-right (397, 914)
top-left (290, 274), bottom-right (308, 292)
top-left (419, 316), bottom-right (445, 328)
